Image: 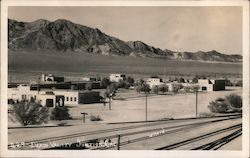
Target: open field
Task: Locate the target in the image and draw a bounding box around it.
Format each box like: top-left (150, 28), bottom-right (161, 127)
top-left (8, 51), bottom-right (242, 82)
top-left (66, 87), bottom-right (242, 123)
top-left (9, 87), bottom-right (242, 127)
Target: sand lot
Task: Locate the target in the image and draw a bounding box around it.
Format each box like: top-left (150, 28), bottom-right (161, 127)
top-left (68, 87), bottom-right (242, 123)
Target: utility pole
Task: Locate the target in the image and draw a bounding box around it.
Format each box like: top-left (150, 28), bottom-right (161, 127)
top-left (117, 135), bottom-right (121, 150)
top-left (195, 91), bottom-right (198, 118)
top-left (145, 91), bottom-right (148, 121)
top-left (109, 95), bottom-right (111, 110)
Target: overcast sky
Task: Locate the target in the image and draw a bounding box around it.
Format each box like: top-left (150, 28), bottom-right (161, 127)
top-left (8, 6), bottom-right (242, 55)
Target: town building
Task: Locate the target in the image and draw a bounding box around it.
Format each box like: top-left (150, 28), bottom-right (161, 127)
top-left (198, 79), bottom-right (226, 91)
top-left (8, 84), bottom-right (101, 107)
top-left (41, 74), bottom-right (64, 83)
top-left (146, 77), bottom-right (164, 88)
top-left (110, 74), bottom-right (126, 82)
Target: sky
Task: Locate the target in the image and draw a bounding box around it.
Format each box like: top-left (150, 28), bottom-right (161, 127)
top-left (8, 6), bottom-right (242, 55)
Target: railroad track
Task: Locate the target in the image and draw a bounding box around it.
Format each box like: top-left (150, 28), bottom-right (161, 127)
top-left (93, 118), bottom-right (241, 150)
top-left (192, 128), bottom-right (242, 150)
top-left (8, 114), bottom-right (241, 150)
top-left (155, 124), bottom-right (242, 150)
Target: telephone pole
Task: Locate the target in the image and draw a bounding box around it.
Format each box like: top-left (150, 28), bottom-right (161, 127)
top-left (195, 91), bottom-right (198, 118)
top-left (145, 91), bottom-right (148, 121)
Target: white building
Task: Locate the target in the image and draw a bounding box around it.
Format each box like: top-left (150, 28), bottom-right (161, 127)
top-left (8, 84), bottom-right (101, 107)
top-left (109, 74), bottom-right (125, 82)
top-left (146, 77), bottom-right (164, 88)
top-left (198, 79), bottom-right (225, 91)
top-left (41, 74), bottom-right (64, 83)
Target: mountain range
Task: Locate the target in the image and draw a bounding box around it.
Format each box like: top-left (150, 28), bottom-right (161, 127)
top-left (8, 19), bottom-right (242, 62)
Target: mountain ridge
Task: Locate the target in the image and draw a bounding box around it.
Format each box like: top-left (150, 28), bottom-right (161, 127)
top-left (8, 18), bottom-right (242, 63)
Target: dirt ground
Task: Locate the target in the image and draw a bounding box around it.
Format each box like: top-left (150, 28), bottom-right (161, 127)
top-left (67, 86), bottom-right (242, 123)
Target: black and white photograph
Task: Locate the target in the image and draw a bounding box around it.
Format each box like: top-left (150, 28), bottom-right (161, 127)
top-left (1, 0), bottom-right (249, 158)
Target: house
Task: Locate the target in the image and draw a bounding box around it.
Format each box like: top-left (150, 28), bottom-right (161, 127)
top-left (146, 77), bottom-right (164, 88)
top-left (110, 74), bottom-right (125, 82)
top-left (198, 79), bottom-right (225, 91)
top-left (82, 77), bottom-right (101, 82)
top-left (41, 74), bottom-right (64, 83)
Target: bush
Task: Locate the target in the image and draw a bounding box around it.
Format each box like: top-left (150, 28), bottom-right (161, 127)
top-left (89, 114), bottom-right (103, 121)
top-left (208, 94), bottom-right (242, 113)
top-left (208, 98), bottom-right (229, 113)
top-left (136, 83), bottom-right (151, 93)
top-left (152, 86), bottom-right (159, 94)
top-left (100, 77), bottom-right (111, 89)
top-left (12, 101), bottom-right (49, 126)
top-left (172, 83), bottom-right (183, 93)
top-left (50, 106), bottom-right (71, 121)
top-left (159, 84), bottom-right (168, 94)
top-left (225, 93), bottom-right (242, 109)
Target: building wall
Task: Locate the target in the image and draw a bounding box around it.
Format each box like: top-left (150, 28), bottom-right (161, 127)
top-left (110, 74), bottom-right (125, 82)
top-left (146, 78), bottom-right (163, 88)
top-left (78, 91), bottom-right (101, 104)
top-left (38, 94), bottom-right (56, 107)
top-left (52, 90), bottom-right (79, 105)
top-left (213, 80), bottom-right (226, 91)
top-left (198, 79), bottom-right (225, 91)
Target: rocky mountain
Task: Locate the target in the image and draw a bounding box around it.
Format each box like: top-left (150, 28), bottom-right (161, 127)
top-left (8, 18), bottom-right (242, 62)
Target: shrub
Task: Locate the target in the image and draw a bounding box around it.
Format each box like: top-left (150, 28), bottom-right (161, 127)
top-left (208, 98), bottom-right (229, 113)
top-left (225, 94), bottom-right (242, 109)
top-left (159, 84), bottom-right (168, 94)
top-left (152, 86), bottom-right (159, 94)
top-left (208, 94), bottom-right (242, 114)
top-left (89, 114), bottom-right (103, 121)
top-left (100, 77), bottom-right (111, 89)
top-left (12, 101), bottom-right (49, 126)
top-left (50, 106), bottom-right (71, 121)
top-left (136, 83), bottom-right (151, 93)
top-left (172, 83), bottom-right (183, 93)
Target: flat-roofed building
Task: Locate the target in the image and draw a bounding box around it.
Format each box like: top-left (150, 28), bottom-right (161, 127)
top-left (8, 84), bottom-right (101, 107)
top-left (110, 74), bottom-right (125, 82)
top-left (198, 79), bottom-right (225, 91)
top-left (146, 77), bottom-right (164, 88)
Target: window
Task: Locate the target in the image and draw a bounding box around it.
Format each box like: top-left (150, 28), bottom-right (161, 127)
top-left (74, 97), bottom-right (77, 102)
top-left (34, 95), bottom-right (36, 100)
top-left (66, 97), bottom-right (69, 101)
top-left (22, 94), bottom-right (26, 100)
top-left (202, 87), bottom-right (207, 91)
top-left (70, 97), bottom-right (73, 101)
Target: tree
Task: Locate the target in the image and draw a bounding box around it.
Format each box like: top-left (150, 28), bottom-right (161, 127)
top-left (184, 86), bottom-right (191, 93)
top-left (136, 83), bottom-right (151, 94)
top-left (85, 83), bottom-right (92, 91)
top-left (127, 76), bottom-right (135, 86)
top-left (135, 78), bottom-right (145, 87)
top-left (103, 84), bottom-right (116, 110)
top-left (172, 83), bottom-right (183, 93)
top-left (50, 106), bottom-right (71, 121)
top-left (159, 84), bottom-right (168, 94)
top-left (12, 101), bottom-right (49, 126)
top-left (225, 94), bottom-right (242, 109)
top-left (100, 77), bottom-right (111, 89)
top-left (190, 85), bottom-right (200, 92)
top-left (152, 86), bottom-right (159, 94)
